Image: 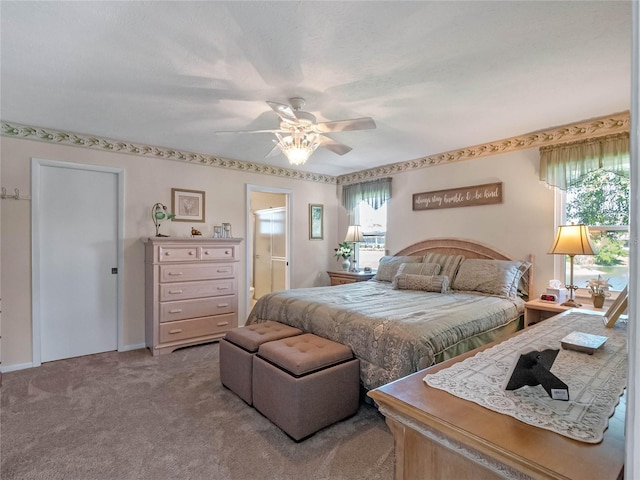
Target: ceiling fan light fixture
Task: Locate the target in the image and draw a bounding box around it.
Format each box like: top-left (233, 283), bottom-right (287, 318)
top-left (275, 132), bottom-right (320, 166)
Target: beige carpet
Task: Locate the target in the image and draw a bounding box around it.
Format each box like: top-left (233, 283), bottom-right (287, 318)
top-left (1, 342), bottom-right (394, 480)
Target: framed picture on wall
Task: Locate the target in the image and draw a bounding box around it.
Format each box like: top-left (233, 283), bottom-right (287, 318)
top-left (171, 188), bottom-right (205, 222)
top-left (309, 204), bottom-right (323, 240)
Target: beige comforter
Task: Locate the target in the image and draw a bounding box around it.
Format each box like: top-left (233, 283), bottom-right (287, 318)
top-left (246, 280), bottom-right (524, 389)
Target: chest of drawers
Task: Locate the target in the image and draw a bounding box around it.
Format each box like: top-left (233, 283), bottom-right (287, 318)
top-left (145, 237), bottom-right (243, 356)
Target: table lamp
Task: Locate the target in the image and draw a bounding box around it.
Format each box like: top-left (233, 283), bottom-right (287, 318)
top-left (152, 203), bottom-right (175, 237)
top-left (344, 225), bottom-right (364, 271)
top-left (548, 224), bottom-right (595, 307)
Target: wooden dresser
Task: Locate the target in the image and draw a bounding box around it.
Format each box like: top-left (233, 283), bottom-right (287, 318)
top-left (368, 310), bottom-right (625, 480)
top-left (145, 237), bottom-right (243, 356)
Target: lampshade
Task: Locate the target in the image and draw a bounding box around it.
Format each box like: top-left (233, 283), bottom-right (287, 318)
top-left (344, 225), bottom-right (364, 243)
top-left (274, 131), bottom-right (320, 166)
top-left (548, 224), bottom-right (595, 256)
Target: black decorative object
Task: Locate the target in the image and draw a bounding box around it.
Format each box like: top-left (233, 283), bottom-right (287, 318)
top-left (503, 348), bottom-right (569, 401)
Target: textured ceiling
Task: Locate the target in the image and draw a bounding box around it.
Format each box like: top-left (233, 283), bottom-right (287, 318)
top-left (0, 1), bottom-right (632, 177)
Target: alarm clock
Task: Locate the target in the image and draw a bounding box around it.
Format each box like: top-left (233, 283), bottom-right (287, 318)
top-left (540, 293), bottom-right (558, 303)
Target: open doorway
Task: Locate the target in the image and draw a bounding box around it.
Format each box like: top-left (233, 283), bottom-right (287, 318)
top-left (245, 185), bottom-right (292, 321)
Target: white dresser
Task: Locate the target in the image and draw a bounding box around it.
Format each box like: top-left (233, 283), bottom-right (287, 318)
top-left (145, 237), bottom-right (243, 356)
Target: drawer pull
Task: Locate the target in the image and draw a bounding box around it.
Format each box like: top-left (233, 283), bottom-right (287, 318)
top-left (217, 286), bottom-right (229, 291)
top-left (217, 303), bottom-right (230, 308)
top-left (168, 272), bottom-right (183, 276)
top-left (168, 328), bottom-right (183, 334)
top-left (225, 251), bottom-right (230, 255)
top-left (188, 251), bottom-right (194, 256)
top-left (169, 308), bottom-right (183, 314)
top-left (217, 269), bottom-right (229, 273)
top-left (168, 290), bottom-right (183, 294)
top-left (164, 252), bottom-right (171, 256)
top-left (204, 251), bottom-right (210, 255)
top-left (217, 321), bottom-right (230, 327)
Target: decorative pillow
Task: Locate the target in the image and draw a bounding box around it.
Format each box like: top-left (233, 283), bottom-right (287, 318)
top-left (396, 262), bottom-right (441, 277)
top-left (393, 274), bottom-right (450, 293)
top-left (452, 259), bottom-right (525, 298)
top-left (374, 255), bottom-right (422, 282)
top-left (422, 253), bottom-right (464, 284)
top-left (510, 261), bottom-right (532, 298)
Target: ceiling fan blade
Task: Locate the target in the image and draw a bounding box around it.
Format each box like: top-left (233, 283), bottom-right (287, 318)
top-left (318, 136), bottom-right (352, 155)
top-left (264, 142), bottom-right (282, 158)
top-left (266, 101), bottom-right (298, 124)
top-left (315, 117), bottom-right (376, 133)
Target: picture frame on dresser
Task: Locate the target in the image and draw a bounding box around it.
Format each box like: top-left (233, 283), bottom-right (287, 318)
top-left (309, 203), bottom-right (323, 240)
top-left (171, 188), bottom-right (205, 222)
top-left (603, 285), bottom-right (628, 328)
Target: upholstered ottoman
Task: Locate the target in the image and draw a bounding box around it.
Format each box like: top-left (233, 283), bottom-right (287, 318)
top-left (252, 333), bottom-right (360, 441)
top-left (220, 321), bottom-right (302, 405)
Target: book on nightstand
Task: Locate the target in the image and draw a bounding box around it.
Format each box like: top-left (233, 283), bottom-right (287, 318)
top-left (560, 331), bottom-right (608, 354)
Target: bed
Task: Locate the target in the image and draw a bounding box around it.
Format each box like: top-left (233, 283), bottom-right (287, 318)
top-left (246, 238), bottom-right (534, 390)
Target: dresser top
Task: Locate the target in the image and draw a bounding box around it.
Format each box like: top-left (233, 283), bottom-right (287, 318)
top-left (145, 236), bottom-right (243, 245)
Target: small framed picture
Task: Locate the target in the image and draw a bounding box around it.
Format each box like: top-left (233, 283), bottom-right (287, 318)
top-left (309, 204), bottom-right (323, 240)
top-left (603, 285), bottom-right (628, 328)
top-left (171, 188), bottom-right (205, 223)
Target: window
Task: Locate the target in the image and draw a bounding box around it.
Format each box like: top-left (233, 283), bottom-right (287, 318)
top-left (540, 132), bottom-right (630, 294)
top-left (341, 178), bottom-right (391, 271)
top-left (563, 169), bottom-right (629, 292)
top-left (357, 201), bottom-right (387, 270)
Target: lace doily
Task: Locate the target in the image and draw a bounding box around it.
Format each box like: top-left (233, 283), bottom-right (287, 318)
top-left (424, 312), bottom-right (627, 443)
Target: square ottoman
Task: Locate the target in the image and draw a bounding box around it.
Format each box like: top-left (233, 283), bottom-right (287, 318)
top-left (252, 333), bottom-right (360, 441)
top-left (220, 321), bottom-right (302, 405)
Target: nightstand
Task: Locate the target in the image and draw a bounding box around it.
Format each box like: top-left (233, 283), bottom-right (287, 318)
top-left (524, 298), bottom-right (602, 327)
top-left (327, 270), bottom-right (375, 286)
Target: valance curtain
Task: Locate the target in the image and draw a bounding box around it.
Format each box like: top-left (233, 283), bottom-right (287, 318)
top-left (539, 133), bottom-right (629, 190)
top-left (341, 177), bottom-right (392, 212)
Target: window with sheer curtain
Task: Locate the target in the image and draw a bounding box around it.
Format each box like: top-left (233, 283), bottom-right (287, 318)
top-left (540, 133), bottom-right (630, 293)
top-left (341, 178), bottom-right (391, 270)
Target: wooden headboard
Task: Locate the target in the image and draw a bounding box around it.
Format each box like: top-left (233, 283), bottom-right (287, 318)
top-left (394, 237), bottom-right (535, 300)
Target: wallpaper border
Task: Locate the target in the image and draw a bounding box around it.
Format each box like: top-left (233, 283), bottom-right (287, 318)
top-left (0, 122), bottom-right (338, 185)
top-left (2, 111), bottom-right (629, 186)
top-left (337, 111), bottom-right (630, 184)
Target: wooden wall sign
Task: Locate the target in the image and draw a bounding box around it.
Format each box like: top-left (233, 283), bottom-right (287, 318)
top-left (413, 182), bottom-right (502, 211)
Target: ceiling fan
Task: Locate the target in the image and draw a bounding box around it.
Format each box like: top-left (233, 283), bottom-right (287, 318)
top-left (215, 97), bottom-right (376, 165)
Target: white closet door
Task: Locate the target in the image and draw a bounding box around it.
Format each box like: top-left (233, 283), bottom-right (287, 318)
top-left (37, 164), bottom-right (118, 362)
top-left (270, 207), bottom-right (287, 292)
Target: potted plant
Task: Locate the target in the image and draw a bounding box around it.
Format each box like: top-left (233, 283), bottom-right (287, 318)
top-left (585, 275), bottom-right (612, 308)
top-left (334, 242), bottom-right (354, 271)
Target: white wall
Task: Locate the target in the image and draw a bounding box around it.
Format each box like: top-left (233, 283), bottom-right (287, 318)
top-left (0, 137), bottom-right (339, 369)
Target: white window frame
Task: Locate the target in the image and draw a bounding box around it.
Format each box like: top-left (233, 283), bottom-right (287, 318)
top-left (554, 189), bottom-right (629, 301)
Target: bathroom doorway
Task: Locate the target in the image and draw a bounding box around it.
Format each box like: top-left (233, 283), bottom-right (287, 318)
top-left (246, 185), bottom-right (292, 319)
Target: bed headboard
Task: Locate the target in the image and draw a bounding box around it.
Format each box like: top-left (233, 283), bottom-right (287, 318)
top-left (394, 237), bottom-right (535, 300)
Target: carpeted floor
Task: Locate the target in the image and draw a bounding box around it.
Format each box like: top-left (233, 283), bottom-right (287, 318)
top-left (1, 342), bottom-right (394, 480)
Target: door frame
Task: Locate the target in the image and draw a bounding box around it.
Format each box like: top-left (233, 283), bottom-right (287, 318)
top-left (245, 184), bottom-right (293, 322)
top-left (31, 158), bottom-right (125, 367)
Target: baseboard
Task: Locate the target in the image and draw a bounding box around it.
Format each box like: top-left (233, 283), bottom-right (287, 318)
top-left (1, 362), bottom-right (34, 373)
top-left (119, 343), bottom-right (146, 352)
top-left (1, 345), bottom-right (146, 373)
